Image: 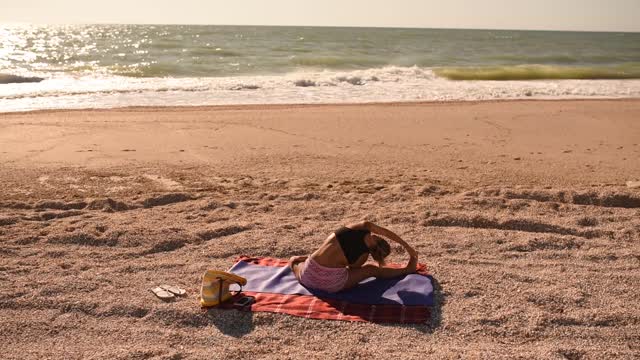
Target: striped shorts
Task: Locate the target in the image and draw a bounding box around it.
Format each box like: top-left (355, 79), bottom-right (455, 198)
top-left (299, 257), bottom-right (348, 293)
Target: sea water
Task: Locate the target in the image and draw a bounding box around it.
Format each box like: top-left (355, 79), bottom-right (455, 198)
top-left (1, 25), bottom-right (639, 112)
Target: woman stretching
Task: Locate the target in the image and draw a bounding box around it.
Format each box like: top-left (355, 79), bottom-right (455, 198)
top-left (289, 221), bottom-right (418, 293)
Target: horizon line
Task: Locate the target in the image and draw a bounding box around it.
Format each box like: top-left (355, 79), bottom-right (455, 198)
top-left (1, 22), bottom-right (638, 34)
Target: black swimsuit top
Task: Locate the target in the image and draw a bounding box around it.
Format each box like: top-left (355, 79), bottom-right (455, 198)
top-left (335, 226), bottom-right (370, 264)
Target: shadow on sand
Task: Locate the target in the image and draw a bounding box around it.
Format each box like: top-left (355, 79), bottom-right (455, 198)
top-left (205, 307), bottom-right (255, 338)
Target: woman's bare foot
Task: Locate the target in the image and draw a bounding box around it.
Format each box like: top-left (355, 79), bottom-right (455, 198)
top-left (288, 255), bottom-right (307, 270)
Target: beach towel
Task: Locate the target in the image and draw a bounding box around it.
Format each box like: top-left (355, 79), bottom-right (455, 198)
top-left (220, 256), bottom-right (434, 323)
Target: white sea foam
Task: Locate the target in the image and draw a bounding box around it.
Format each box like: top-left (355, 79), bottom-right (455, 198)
top-left (1, 66), bottom-right (640, 112)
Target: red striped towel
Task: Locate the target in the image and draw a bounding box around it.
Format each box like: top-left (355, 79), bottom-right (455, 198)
top-left (218, 256), bottom-right (431, 324)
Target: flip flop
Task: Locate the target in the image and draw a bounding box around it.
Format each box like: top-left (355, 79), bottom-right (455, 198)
top-left (159, 285), bottom-right (186, 296)
top-left (151, 286), bottom-right (175, 301)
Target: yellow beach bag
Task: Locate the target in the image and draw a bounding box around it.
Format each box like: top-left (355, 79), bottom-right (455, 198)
top-left (200, 270), bottom-right (247, 307)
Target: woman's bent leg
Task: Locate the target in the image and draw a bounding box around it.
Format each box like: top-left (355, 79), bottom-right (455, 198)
top-left (289, 256), bottom-right (308, 281)
top-left (343, 265), bottom-right (409, 290)
top-left (343, 265), bottom-right (380, 290)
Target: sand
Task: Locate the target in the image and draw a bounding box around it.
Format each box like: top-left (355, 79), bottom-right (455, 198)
top-left (1, 99), bottom-right (639, 359)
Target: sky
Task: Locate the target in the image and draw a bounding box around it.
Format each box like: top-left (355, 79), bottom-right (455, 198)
top-left (1, 0), bottom-right (639, 32)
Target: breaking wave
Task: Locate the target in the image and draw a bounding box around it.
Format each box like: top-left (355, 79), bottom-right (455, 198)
top-left (2, 66), bottom-right (640, 112)
top-left (435, 64), bottom-right (640, 81)
top-left (290, 56), bottom-right (387, 69)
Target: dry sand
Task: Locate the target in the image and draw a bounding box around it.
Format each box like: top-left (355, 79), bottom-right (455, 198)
top-left (1, 100), bottom-right (639, 359)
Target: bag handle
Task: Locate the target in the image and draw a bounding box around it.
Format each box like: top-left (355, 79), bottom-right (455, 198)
top-left (223, 272), bottom-right (247, 285)
top-left (234, 282), bottom-right (243, 295)
top-left (215, 277), bottom-right (245, 304)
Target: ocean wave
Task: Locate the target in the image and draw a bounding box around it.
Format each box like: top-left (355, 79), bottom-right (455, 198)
top-left (0, 74), bottom-right (44, 84)
top-left (290, 56), bottom-right (387, 69)
top-left (486, 54), bottom-right (640, 65)
top-left (188, 47), bottom-right (242, 57)
top-left (0, 84), bottom-right (210, 100)
top-left (334, 76), bottom-right (365, 85)
top-left (294, 79), bottom-right (317, 87)
top-left (486, 55), bottom-right (581, 64)
top-left (108, 63), bottom-right (224, 78)
top-left (3, 65), bottom-right (640, 112)
top-left (290, 66), bottom-right (432, 87)
top-left (228, 84), bottom-right (260, 90)
top-left (435, 64), bottom-right (640, 81)
top-left (271, 46), bottom-right (313, 53)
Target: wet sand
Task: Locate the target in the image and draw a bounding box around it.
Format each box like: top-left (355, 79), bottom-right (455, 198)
top-left (1, 100), bottom-right (639, 359)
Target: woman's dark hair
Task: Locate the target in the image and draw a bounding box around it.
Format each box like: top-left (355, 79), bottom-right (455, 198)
top-left (369, 235), bottom-right (391, 264)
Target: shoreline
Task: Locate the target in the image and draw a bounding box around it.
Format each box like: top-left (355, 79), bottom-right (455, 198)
top-left (2, 96), bottom-right (640, 116)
